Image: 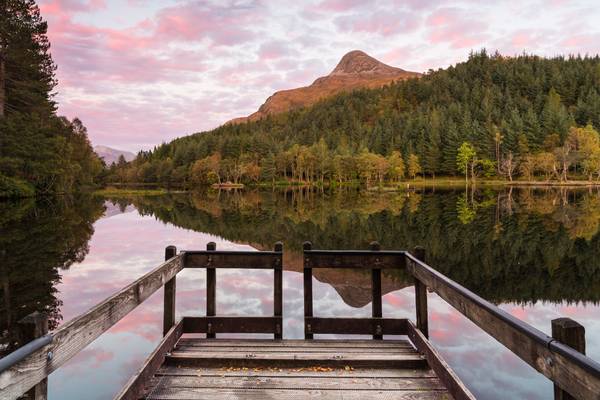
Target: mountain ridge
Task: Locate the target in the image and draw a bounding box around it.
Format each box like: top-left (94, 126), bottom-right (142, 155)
top-left (94, 145), bottom-right (135, 165)
top-left (228, 50), bottom-right (420, 124)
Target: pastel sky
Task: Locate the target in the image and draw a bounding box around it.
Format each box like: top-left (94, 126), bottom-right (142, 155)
top-left (39, 0), bottom-right (600, 152)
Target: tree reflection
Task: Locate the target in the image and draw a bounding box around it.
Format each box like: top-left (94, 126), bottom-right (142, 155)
top-left (0, 196), bottom-right (104, 355)
top-left (108, 187), bottom-right (600, 305)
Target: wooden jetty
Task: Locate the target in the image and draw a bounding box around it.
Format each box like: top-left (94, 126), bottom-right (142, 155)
top-left (1, 242), bottom-right (600, 399)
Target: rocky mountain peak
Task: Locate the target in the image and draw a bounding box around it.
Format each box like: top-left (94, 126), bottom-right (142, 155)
top-left (330, 50), bottom-right (404, 76)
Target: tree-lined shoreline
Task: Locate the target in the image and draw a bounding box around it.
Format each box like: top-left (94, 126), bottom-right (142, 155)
top-left (106, 51), bottom-right (600, 190)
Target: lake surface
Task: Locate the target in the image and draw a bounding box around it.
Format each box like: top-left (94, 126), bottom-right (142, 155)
top-left (1, 187), bottom-right (600, 399)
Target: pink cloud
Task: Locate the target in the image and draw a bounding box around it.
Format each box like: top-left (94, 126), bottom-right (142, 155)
top-left (259, 41), bottom-right (297, 60)
top-left (334, 11), bottom-right (421, 36)
top-left (40, 0), bottom-right (106, 15)
top-left (152, 2), bottom-right (263, 46)
top-left (314, 0), bottom-right (365, 12)
top-left (425, 7), bottom-right (488, 49)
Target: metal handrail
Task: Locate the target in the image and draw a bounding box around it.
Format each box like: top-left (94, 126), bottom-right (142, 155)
top-left (0, 334), bottom-right (53, 373)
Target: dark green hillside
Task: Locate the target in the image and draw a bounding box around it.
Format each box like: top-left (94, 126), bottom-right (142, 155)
top-left (114, 50), bottom-right (600, 186)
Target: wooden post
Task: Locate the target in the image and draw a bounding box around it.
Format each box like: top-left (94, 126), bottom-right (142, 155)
top-left (413, 246), bottom-right (429, 338)
top-left (552, 318), bottom-right (586, 400)
top-left (18, 312), bottom-right (48, 400)
top-left (274, 242), bottom-right (283, 339)
top-left (303, 241), bottom-right (313, 340)
top-left (206, 242), bottom-right (216, 339)
top-left (163, 246), bottom-right (177, 336)
top-left (370, 241), bottom-right (383, 340)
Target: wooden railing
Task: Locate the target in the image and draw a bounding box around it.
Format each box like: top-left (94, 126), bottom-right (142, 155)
top-left (404, 249), bottom-right (600, 400)
top-left (178, 241), bottom-right (283, 338)
top-left (2, 242), bottom-right (600, 400)
top-left (0, 242), bottom-right (283, 399)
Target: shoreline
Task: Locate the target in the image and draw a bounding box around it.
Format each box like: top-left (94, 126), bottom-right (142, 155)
top-left (93, 178), bottom-right (600, 196)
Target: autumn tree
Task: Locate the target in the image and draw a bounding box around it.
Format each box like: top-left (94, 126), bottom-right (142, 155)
top-left (387, 151), bottom-right (405, 182)
top-left (407, 154), bottom-right (421, 180)
top-left (456, 142), bottom-right (477, 183)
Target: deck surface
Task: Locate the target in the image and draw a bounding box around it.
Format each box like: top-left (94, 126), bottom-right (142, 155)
top-left (140, 338), bottom-right (453, 400)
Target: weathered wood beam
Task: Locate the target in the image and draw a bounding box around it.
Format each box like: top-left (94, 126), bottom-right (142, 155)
top-left (0, 253), bottom-right (184, 400)
top-left (413, 246), bottom-right (429, 338)
top-left (405, 253), bottom-right (600, 400)
top-left (113, 320), bottom-right (184, 400)
top-left (184, 251), bottom-right (281, 269)
top-left (552, 318), bottom-right (586, 400)
top-left (303, 250), bottom-right (406, 269)
top-left (163, 246), bottom-right (177, 336)
top-left (369, 242), bottom-right (382, 340)
top-left (205, 242), bottom-right (216, 338)
top-left (305, 317), bottom-right (408, 336)
top-left (17, 312), bottom-right (48, 400)
top-left (182, 316), bottom-right (282, 334)
top-left (303, 241), bottom-right (313, 340)
top-left (273, 242), bottom-right (283, 339)
top-left (407, 320), bottom-right (476, 400)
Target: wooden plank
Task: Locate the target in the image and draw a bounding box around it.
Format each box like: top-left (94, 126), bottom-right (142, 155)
top-left (372, 268), bottom-right (382, 339)
top-left (407, 320), bottom-right (475, 400)
top-left (156, 366), bottom-right (437, 378)
top-left (176, 339), bottom-right (413, 348)
top-left (303, 241), bottom-right (313, 340)
top-left (552, 318), bottom-right (586, 400)
top-left (206, 243), bottom-right (216, 339)
top-left (304, 251), bottom-right (406, 269)
top-left (305, 317), bottom-right (408, 336)
top-left (145, 387), bottom-right (449, 400)
top-left (303, 267), bottom-right (313, 340)
top-left (183, 316), bottom-right (281, 334)
top-left (166, 352), bottom-right (427, 369)
top-left (17, 312), bottom-right (48, 400)
top-left (184, 252), bottom-right (281, 269)
top-left (0, 253), bottom-right (184, 400)
top-left (413, 247), bottom-right (429, 338)
top-left (163, 246), bottom-right (177, 336)
top-left (174, 346), bottom-right (418, 354)
top-left (406, 253), bottom-right (600, 400)
top-left (370, 239), bottom-right (383, 340)
top-left (152, 375), bottom-right (446, 391)
top-left (114, 320), bottom-right (184, 400)
top-left (274, 242), bottom-right (283, 340)
top-left (414, 279), bottom-right (428, 338)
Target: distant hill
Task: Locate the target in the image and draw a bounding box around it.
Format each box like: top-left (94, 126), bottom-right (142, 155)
top-left (228, 50), bottom-right (420, 124)
top-left (94, 146), bottom-right (135, 165)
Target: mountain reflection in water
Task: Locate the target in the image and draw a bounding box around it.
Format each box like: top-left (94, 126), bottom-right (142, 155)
top-left (121, 187), bottom-right (600, 305)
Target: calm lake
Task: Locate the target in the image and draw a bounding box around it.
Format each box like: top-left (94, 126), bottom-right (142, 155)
top-left (1, 187), bottom-right (600, 399)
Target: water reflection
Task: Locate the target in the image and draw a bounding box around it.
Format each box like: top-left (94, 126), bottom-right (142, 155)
top-left (1, 187), bottom-right (600, 399)
top-left (0, 196), bottom-right (104, 355)
top-left (112, 187), bottom-right (600, 304)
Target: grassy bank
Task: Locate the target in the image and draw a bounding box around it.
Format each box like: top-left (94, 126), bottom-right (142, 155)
top-left (95, 178), bottom-right (600, 196)
top-left (370, 177), bottom-right (600, 190)
top-left (93, 188), bottom-right (181, 196)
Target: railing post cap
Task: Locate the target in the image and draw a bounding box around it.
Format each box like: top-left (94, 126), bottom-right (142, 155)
top-left (413, 246), bottom-right (426, 261)
top-left (369, 241), bottom-right (381, 251)
top-left (165, 245), bottom-right (177, 259)
top-left (551, 317), bottom-right (584, 330)
top-left (274, 241), bottom-right (283, 252)
top-left (303, 241), bottom-right (312, 251)
top-left (207, 242), bottom-right (216, 251)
